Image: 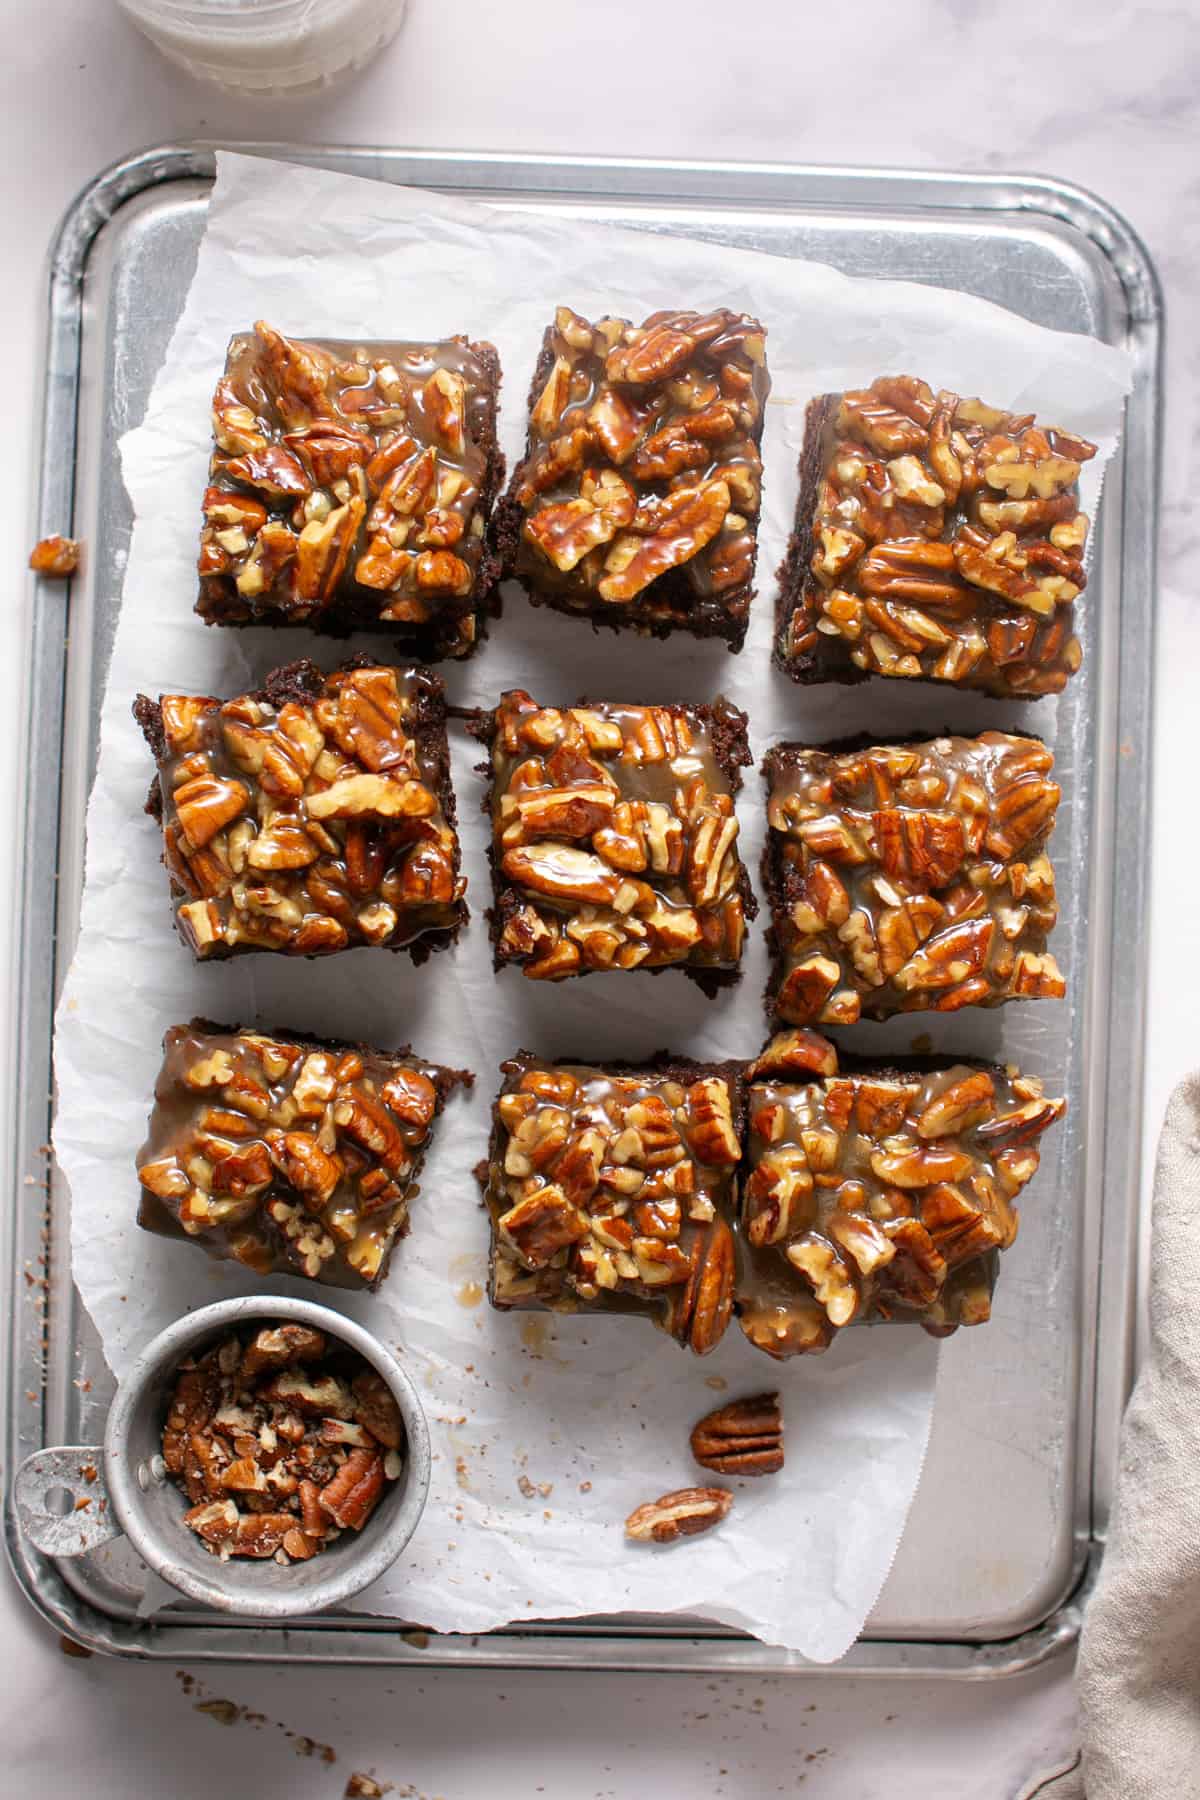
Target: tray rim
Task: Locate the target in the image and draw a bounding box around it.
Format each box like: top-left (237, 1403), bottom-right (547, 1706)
top-left (6, 140), bottom-right (1162, 1674)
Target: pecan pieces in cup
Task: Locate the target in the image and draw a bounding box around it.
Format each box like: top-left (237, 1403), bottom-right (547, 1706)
top-left (165, 1323), bottom-right (405, 1564)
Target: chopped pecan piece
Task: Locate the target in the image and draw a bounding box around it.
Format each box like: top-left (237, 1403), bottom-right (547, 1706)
top-left (524, 469), bottom-right (637, 572)
top-left (29, 534), bottom-right (81, 577)
top-left (351, 1370), bottom-right (405, 1452)
top-left (241, 1324), bottom-right (327, 1377)
top-left (499, 1185), bottom-right (590, 1268)
top-left (184, 1499), bottom-right (240, 1545)
top-left (747, 1030), bottom-right (838, 1080)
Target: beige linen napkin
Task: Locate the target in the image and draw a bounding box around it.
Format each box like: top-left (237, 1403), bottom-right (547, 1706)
top-left (1040, 1072), bottom-right (1200, 1797)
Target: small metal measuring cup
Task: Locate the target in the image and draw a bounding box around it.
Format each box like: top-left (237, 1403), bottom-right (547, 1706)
top-left (12, 1295), bottom-right (431, 1617)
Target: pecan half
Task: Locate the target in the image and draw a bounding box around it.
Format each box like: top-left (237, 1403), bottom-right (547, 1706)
top-left (681, 1078), bottom-right (741, 1167)
top-left (672, 1215), bottom-right (736, 1354)
top-left (625, 1486), bottom-right (732, 1544)
top-left (607, 324), bottom-right (698, 387)
top-left (690, 1394), bottom-right (783, 1476)
top-left (319, 1447), bottom-right (386, 1531)
top-left (598, 479), bottom-right (730, 603)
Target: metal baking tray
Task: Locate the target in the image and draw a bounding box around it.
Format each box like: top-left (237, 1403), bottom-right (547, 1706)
top-left (6, 144), bottom-right (1159, 1672)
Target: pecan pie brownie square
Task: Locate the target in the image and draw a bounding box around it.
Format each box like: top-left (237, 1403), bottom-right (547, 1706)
top-left (198, 322), bottom-right (503, 660)
top-left (763, 732), bottom-right (1064, 1026)
top-left (483, 1055), bottom-right (743, 1355)
top-left (134, 659), bottom-right (466, 961)
top-left (473, 689), bottom-right (756, 988)
top-left (737, 1032), bottom-right (1066, 1359)
top-left (496, 307), bottom-right (769, 648)
top-left (137, 1022), bottom-right (471, 1290)
top-left (775, 375), bottom-right (1096, 697)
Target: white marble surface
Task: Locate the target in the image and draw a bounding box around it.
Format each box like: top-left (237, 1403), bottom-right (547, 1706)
top-left (1, 0), bottom-right (1195, 1792)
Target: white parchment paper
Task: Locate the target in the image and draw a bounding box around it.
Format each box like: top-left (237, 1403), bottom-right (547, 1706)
top-left (52, 152), bottom-right (1132, 1660)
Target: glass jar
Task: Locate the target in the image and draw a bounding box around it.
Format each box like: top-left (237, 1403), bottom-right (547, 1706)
top-left (117, 0), bottom-right (407, 97)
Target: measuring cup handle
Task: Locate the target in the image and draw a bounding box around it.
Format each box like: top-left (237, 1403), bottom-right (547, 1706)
top-left (13, 1446), bottom-right (122, 1557)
